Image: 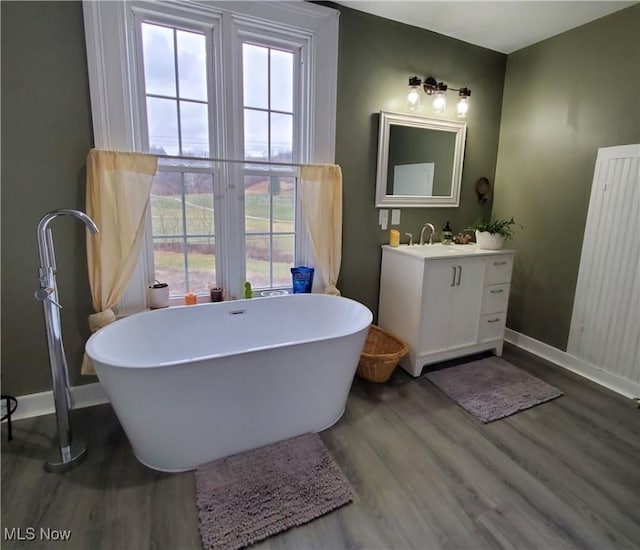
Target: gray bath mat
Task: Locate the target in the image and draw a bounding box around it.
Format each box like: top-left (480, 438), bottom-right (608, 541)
top-left (425, 356), bottom-right (563, 423)
top-left (195, 433), bottom-right (353, 550)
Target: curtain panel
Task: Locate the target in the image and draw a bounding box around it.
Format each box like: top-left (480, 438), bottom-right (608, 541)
top-left (81, 149), bottom-right (157, 375)
top-left (299, 164), bottom-right (343, 295)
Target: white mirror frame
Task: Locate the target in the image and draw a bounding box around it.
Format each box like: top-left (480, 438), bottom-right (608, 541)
top-left (375, 111), bottom-right (467, 208)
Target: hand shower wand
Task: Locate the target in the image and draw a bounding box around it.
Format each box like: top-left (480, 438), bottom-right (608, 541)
top-left (35, 209), bottom-right (99, 473)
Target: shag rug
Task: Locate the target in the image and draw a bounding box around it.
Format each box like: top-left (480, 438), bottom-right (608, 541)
top-left (425, 356), bottom-right (563, 423)
top-left (195, 433), bottom-right (353, 550)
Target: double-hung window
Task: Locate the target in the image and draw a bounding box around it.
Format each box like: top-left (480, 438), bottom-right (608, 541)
top-left (83, 1), bottom-right (338, 307)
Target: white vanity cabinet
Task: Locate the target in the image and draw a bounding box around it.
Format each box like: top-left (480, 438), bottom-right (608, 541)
top-left (378, 244), bottom-right (514, 377)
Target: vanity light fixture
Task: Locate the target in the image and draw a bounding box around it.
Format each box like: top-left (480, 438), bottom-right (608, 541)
top-left (406, 76), bottom-right (422, 111)
top-left (406, 76), bottom-right (471, 118)
top-left (457, 88), bottom-right (471, 117)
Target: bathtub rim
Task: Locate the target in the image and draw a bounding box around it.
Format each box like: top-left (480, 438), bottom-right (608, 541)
top-left (86, 293), bottom-right (372, 370)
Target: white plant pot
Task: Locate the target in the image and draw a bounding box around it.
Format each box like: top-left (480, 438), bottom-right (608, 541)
top-left (475, 230), bottom-right (505, 250)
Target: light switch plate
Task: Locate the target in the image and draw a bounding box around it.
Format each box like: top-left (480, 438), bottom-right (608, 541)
top-left (379, 209), bottom-right (388, 230)
top-left (391, 209), bottom-right (401, 225)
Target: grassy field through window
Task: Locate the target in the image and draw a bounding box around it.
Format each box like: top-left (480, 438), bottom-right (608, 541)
top-left (151, 177), bottom-right (295, 295)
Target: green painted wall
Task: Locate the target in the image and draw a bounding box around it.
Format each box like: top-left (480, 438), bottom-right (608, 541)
top-left (492, 4), bottom-right (640, 350)
top-left (1, 1), bottom-right (94, 395)
top-left (334, 5), bottom-right (505, 313)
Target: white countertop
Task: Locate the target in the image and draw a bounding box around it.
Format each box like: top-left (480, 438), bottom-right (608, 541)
top-left (382, 243), bottom-right (514, 260)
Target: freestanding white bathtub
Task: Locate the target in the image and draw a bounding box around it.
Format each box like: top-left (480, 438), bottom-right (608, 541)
top-left (86, 294), bottom-right (372, 472)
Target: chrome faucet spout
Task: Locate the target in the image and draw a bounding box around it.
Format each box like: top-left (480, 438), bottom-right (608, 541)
top-left (419, 223), bottom-right (436, 245)
top-left (37, 209), bottom-right (99, 269)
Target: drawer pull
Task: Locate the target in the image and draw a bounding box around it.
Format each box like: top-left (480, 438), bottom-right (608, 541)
top-left (451, 266), bottom-right (457, 286)
top-left (490, 289), bottom-right (504, 294)
top-left (493, 261), bottom-right (507, 266)
top-left (487, 318), bottom-right (501, 323)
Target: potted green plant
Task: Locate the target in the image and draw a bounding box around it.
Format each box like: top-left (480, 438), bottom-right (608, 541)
top-left (466, 217), bottom-right (519, 250)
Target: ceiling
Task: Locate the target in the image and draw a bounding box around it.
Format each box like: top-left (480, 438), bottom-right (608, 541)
top-left (334, 1), bottom-right (637, 53)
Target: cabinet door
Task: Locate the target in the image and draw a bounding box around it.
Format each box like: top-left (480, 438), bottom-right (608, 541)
top-left (419, 259), bottom-right (459, 354)
top-left (448, 257), bottom-right (485, 349)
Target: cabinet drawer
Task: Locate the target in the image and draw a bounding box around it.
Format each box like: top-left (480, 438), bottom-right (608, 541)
top-left (481, 283), bottom-right (510, 314)
top-left (485, 256), bottom-right (513, 285)
top-left (479, 312), bottom-right (506, 342)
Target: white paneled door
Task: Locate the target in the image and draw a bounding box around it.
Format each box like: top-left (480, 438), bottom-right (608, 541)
top-left (568, 144), bottom-right (640, 398)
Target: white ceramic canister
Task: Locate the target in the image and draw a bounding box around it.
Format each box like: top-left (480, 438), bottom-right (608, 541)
top-left (147, 282), bottom-right (170, 309)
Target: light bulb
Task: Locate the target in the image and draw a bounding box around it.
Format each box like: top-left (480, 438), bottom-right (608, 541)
top-left (456, 96), bottom-right (469, 118)
top-left (432, 91), bottom-right (447, 114)
top-left (407, 85), bottom-right (421, 111)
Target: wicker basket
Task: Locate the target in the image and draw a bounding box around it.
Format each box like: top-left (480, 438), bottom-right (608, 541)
top-left (356, 324), bottom-right (408, 383)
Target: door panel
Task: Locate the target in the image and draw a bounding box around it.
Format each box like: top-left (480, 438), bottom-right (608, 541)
top-left (449, 257), bottom-right (484, 349)
top-left (419, 259), bottom-right (457, 354)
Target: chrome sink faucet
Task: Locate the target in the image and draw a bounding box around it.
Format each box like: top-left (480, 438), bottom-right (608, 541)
top-left (419, 223), bottom-right (435, 245)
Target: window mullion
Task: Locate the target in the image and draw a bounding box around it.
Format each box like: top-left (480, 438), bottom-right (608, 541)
top-left (269, 176), bottom-right (274, 287)
top-left (180, 172), bottom-right (190, 292)
top-left (218, 12), bottom-right (246, 300)
top-left (173, 29), bottom-right (184, 155)
top-left (267, 48), bottom-right (272, 164)
top-left (147, 93), bottom-right (207, 106)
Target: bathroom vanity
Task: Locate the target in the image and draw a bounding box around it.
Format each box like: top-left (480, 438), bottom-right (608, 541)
top-left (378, 243), bottom-right (514, 377)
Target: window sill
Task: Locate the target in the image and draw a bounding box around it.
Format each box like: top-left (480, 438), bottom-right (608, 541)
top-left (167, 288), bottom-right (291, 307)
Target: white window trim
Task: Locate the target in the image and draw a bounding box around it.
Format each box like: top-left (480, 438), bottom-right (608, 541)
top-left (83, 0), bottom-right (339, 312)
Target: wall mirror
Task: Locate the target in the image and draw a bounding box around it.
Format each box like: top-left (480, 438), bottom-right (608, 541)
top-left (375, 111), bottom-right (467, 207)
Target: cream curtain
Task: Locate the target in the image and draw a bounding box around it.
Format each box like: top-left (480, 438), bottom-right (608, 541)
top-left (81, 149), bottom-right (157, 374)
top-left (299, 164), bottom-right (343, 295)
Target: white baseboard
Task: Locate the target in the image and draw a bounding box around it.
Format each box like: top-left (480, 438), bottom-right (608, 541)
top-left (505, 329), bottom-right (640, 400)
top-left (5, 382), bottom-right (110, 422)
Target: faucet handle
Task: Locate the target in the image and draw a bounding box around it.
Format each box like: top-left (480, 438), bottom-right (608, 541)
top-left (34, 287), bottom-right (62, 309)
top-left (404, 232), bottom-right (413, 246)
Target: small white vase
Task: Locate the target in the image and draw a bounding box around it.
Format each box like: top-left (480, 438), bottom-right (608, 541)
top-left (147, 283), bottom-right (170, 309)
top-left (475, 230), bottom-right (505, 250)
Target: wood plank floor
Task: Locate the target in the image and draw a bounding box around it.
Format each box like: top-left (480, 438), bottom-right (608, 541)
top-left (2, 345), bottom-right (639, 549)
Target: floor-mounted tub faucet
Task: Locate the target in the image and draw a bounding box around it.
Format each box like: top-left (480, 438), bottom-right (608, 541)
top-left (419, 223), bottom-right (435, 245)
top-left (35, 209), bottom-right (99, 473)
